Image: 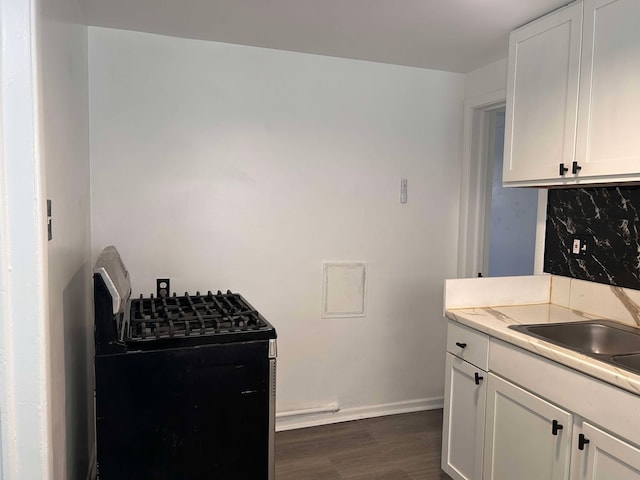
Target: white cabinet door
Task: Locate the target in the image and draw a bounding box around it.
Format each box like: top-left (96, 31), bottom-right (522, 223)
top-left (573, 422), bottom-right (640, 480)
top-left (484, 373), bottom-right (572, 480)
top-left (503, 2), bottom-right (583, 184)
top-left (441, 353), bottom-right (487, 480)
top-left (575, 0), bottom-right (640, 180)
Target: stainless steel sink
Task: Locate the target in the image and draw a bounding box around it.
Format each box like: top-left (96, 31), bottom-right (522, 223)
top-left (509, 320), bottom-right (640, 375)
top-left (611, 353), bottom-right (640, 373)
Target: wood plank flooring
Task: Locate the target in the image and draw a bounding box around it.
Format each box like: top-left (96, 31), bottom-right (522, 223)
top-left (275, 410), bottom-right (453, 480)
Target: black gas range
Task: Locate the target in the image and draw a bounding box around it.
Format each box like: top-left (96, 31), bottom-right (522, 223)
top-left (93, 246), bottom-right (277, 480)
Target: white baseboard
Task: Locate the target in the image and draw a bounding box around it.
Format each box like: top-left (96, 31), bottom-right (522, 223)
top-left (275, 396), bottom-right (444, 432)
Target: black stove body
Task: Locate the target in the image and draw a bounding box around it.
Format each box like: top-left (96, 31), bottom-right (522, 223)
top-left (93, 246), bottom-right (277, 480)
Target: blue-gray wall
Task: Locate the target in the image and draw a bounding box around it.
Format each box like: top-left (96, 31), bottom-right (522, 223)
top-left (487, 111), bottom-right (538, 277)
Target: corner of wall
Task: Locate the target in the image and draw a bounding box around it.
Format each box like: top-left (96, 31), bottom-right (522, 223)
top-left (464, 58), bottom-right (508, 101)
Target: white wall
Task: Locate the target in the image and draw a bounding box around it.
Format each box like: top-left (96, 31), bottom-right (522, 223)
top-left (464, 58), bottom-right (508, 100)
top-left (39, 0), bottom-right (92, 477)
top-left (0, 0), bottom-right (51, 477)
top-left (89, 27), bottom-right (465, 421)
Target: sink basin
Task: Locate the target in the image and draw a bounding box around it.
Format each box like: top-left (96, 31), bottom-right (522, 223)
top-left (611, 353), bottom-right (640, 375)
top-left (510, 320), bottom-right (640, 355)
top-left (509, 320), bottom-right (640, 375)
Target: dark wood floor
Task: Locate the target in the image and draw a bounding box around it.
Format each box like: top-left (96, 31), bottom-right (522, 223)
top-left (275, 410), bottom-right (453, 480)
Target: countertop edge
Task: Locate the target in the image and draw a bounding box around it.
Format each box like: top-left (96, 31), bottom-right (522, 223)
top-left (445, 305), bottom-right (640, 397)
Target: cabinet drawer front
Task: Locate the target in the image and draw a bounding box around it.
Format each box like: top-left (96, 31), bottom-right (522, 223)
top-left (447, 322), bottom-right (490, 370)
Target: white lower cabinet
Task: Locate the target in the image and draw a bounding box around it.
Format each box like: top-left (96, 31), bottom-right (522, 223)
top-left (483, 373), bottom-right (572, 480)
top-left (573, 422), bottom-right (640, 480)
top-left (441, 353), bottom-right (487, 480)
top-left (442, 321), bottom-right (640, 480)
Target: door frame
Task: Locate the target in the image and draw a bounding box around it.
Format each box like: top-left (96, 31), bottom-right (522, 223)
top-left (457, 89), bottom-right (547, 278)
top-left (0, 0), bottom-right (53, 477)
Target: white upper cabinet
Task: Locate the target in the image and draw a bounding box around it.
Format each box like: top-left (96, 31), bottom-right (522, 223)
top-left (575, 0), bottom-right (640, 180)
top-left (503, 2), bottom-right (583, 184)
top-left (504, 0), bottom-right (640, 186)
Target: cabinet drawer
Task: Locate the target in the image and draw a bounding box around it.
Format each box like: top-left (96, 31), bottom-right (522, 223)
top-left (447, 322), bottom-right (490, 370)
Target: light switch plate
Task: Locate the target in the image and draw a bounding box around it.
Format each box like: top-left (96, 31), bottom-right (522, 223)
top-left (400, 179), bottom-right (408, 204)
top-left (47, 200), bottom-right (52, 241)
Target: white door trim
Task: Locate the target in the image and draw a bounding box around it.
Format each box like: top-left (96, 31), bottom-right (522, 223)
top-left (0, 0), bottom-right (52, 478)
top-left (0, 26), bottom-right (9, 479)
top-left (458, 89), bottom-right (506, 278)
top-left (534, 191), bottom-right (548, 275)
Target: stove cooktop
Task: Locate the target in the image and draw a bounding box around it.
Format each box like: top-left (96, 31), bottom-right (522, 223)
top-left (128, 290), bottom-right (272, 342)
top-left (94, 246), bottom-right (276, 354)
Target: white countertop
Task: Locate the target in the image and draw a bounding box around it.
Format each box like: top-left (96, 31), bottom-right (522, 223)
top-left (444, 276), bottom-right (640, 396)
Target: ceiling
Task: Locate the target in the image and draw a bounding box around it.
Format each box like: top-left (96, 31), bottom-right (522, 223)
top-left (79, 0), bottom-right (570, 73)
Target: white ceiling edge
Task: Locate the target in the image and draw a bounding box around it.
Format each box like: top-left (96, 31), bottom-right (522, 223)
top-left (78, 0), bottom-right (571, 73)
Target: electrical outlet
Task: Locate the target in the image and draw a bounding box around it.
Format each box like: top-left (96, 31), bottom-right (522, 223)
top-left (157, 278), bottom-right (170, 297)
top-left (569, 235), bottom-right (590, 258)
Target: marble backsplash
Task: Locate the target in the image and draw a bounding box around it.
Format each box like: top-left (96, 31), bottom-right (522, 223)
top-left (544, 186), bottom-right (640, 290)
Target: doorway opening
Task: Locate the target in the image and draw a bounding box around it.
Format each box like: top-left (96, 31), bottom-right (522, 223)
top-left (458, 94), bottom-right (546, 279)
top-left (482, 108), bottom-right (538, 277)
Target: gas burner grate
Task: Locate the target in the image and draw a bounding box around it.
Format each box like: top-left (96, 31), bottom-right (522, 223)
top-left (129, 290), bottom-right (268, 340)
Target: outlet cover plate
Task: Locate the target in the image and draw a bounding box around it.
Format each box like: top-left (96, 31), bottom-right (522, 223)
top-left (570, 235), bottom-right (590, 258)
top-left (157, 278), bottom-right (170, 297)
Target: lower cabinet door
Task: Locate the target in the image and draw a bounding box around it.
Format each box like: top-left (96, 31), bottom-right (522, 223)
top-left (574, 422), bottom-right (640, 480)
top-left (484, 373), bottom-right (572, 480)
top-left (441, 353), bottom-right (487, 480)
